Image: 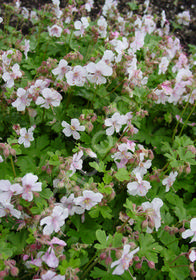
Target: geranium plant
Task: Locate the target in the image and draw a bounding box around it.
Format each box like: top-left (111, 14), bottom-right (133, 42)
top-left (0, 0), bottom-right (195, 279)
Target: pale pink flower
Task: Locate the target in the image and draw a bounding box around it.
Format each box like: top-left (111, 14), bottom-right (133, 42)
top-left (30, 11), bottom-right (38, 22)
top-left (0, 17), bottom-right (3, 23)
top-left (69, 150), bottom-right (83, 176)
top-left (111, 143), bottom-right (133, 169)
top-left (127, 172), bottom-right (151, 196)
top-left (36, 88), bottom-right (62, 109)
top-left (42, 247), bottom-right (59, 268)
top-left (175, 68), bottom-right (193, 87)
top-left (142, 15), bottom-right (156, 34)
top-left (21, 173), bottom-right (42, 201)
top-left (0, 202), bottom-right (21, 219)
top-left (85, 0), bottom-right (94, 12)
top-left (133, 159), bottom-right (152, 176)
top-left (177, 10), bottom-right (191, 26)
top-left (66, 65), bottom-right (87, 86)
top-left (105, 112), bottom-right (127, 136)
top-left (158, 56), bottom-right (170, 75)
top-left (49, 237), bottom-right (66, 247)
top-left (182, 218), bottom-right (196, 243)
top-left (22, 7), bottom-right (29, 19)
top-left (162, 171), bottom-right (178, 192)
top-left (111, 245), bottom-right (139, 275)
top-left (101, 50), bottom-right (115, 67)
top-left (74, 17), bottom-right (89, 37)
top-left (0, 155), bottom-right (3, 163)
top-left (39, 270), bottom-right (65, 280)
top-left (23, 39), bottom-right (30, 59)
top-left (52, 59), bottom-right (70, 80)
top-left (62, 118), bottom-right (85, 140)
top-left (86, 61), bottom-right (112, 85)
top-left (0, 180), bottom-right (22, 203)
top-left (189, 249), bottom-right (196, 262)
top-left (172, 53), bottom-right (188, 73)
top-left (129, 30), bottom-right (145, 53)
top-left (18, 126), bottom-right (34, 148)
top-left (48, 24), bottom-right (63, 37)
top-left (142, 198), bottom-right (163, 233)
top-left (12, 88), bottom-right (31, 111)
top-left (2, 63), bottom-right (22, 88)
top-left (97, 16), bottom-right (107, 38)
top-left (28, 79), bottom-right (49, 96)
top-left (60, 193), bottom-right (84, 216)
top-left (40, 206), bottom-right (68, 235)
top-left (74, 190), bottom-right (103, 211)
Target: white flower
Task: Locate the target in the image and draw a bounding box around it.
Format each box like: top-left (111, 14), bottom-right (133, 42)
top-left (189, 249), bottom-right (196, 262)
top-left (23, 39), bottom-right (30, 59)
top-left (177, 10), bottom-right (191, 26)
top-left (30, 11), bottom-right (38, 22)
top-left (48, 24), bottom-right (63, 37)
top-left (142, 198), bottom-right (163, 233)
top-left (105, 112), bottom-right (127, 136)
top-left (111, 143), bottom-right (133, 169)
top-left (52, 59), bottom-right (71, 80)
top-left (133, 159), bottom-right (152, 177)
top-left (85, 0), bottom-right (94, 12)
top-left (22, 7), bottom-right (29, 19)
top-left (74, 190), bottom-right (103, 211)
top-left (12, 88), bottom-right (31, 111)
top-left (69, 151), bottom-right (83, 176)
top-left (66, 65), bottom-right (87, 86)
top-left (62, 118), bottom-right (85, 140)
top-left (18, 126), bottom-right (34, 148)
top-left (97, 16), bottom-right (107, 38)
top-left (162, 171), bottom-right (178, 192)
top-left (101, 50), bottom-right (115, 67)
top-left (0, 155), bottom-right (3, 163)
top-left (40, 205), bottom-right (68, 235)
top-left (21, 173), bottom-right (42, 201)
top-left (0, 180), bottom-right (22, 203)
top-left (86, 61), bottom-right (112, 85)
top-left (127, 172), bottom-right (151, 196)
top-left (74, 17), bottom-right (89, 37)
top-left (111, 245), bottom-right (139, 275)
top-left (158, 56), bottom-right (170, 75)
top-left (36, 88), bottom-right (62, 109)
top-left (60, 193), bottom-right (84, 216)
top-left (42, 247), bottom-right (59, 268)
top-left (39, 270), bottom-right (65, 280)
top-left (0, 202), bottom-right (21, 219)
top-left (0, 17), bottom-right (3, 23)
top-left (182, 218), bottom-right (196, 243)
top-left (2, 63), bottom-right (22, 88)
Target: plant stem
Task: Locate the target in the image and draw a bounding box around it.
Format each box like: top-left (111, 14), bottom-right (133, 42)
top-left (10, 156), bottom-right (16, 177)
top-left (179, 101), bottom-right (196, 137)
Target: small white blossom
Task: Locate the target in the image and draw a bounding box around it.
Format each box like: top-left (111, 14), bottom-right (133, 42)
top-left (86, 61), bottom-right (112, 85)
top-left (18, 127), bottom-right (35, 148)
top-left (12, 88), bottom-right (31, 111)
top-left (62, 118), bottom-right (85, 140)
top-left (42, 247), bottom-right (59, 268)
top-left (0, 17), bottom-right (3, 23)
top-left (36, 88), bottom-right (62, 109)
top-left (0, 180), bottom-right (22, 203)
top-left (162, 171), bottom-right (178, 192)
top-left (23, 39), bottom-right (30, 59)
top-left (66, 65), bottom-right (87, 86)
top-left (22, 7), bottom-right (29, 19)
top-left (158, 56), bottom-right (170, 75)
top-left (21, 173), bottom-right (42, 201)
top-left (48, 24), bottom-right (63, 37)
top-left (111, 245), bottom-right (139, 275)
top-left (182, 218), bottom-right (196, 243)
top-left (177, 10), bottom-right (191, 26)
top-left (0, 202), bottom-right (21, 219)
top-left (69, 150), bottom-right (83, 176)
top-left (40, 205), bottom-right (68, 235)
top-left (105, 112), bottom-right (127, 136)
top-left (2, 63), bottom-right (22, 88)
top-left (127, 172), bottom-right (151, 196)
top-left (97, 16), bottom-right (107, 38)
top-left (52, 59), bottom-right (71, 80)
top-left (142, 198), bottom-right (163, 233)
top-left (74, 190), bottom-right (103, 211)
top-left (74, 17), bottom-right (89, 37)
top-left (60, 193), bottom-right (84, 216)
top-left (189, 249), bottom-right (196, 262)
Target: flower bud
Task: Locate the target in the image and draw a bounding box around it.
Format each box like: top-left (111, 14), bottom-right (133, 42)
top-left (105, 257), bottom-right (112, 265)
top-left (134, 256), bottom-right (140, 262)
top-left (100, 252), bottom-right (107, 260)
top-left (148, 261), bottom-right (155, 269)
top-left (142, 219), bottom-right (148, 229)
top-left (135, 262), bottom-right (142, 269)
top-left (10, 266), bottom-right (19, 276)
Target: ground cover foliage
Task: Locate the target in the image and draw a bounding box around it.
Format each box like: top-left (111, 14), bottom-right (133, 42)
top-left (0, 0), bottom-right (196, 279)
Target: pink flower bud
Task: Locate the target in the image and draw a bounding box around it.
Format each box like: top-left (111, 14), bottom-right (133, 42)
top-left (3, 148), bottom-right (9, 158)
top-left (142, 220), bottom-right (148, 229)
top-left (105, 257), bottom-right (112, 265)
top-left (10, 266), bottom-right (19, 276)
top-left (148, 261), bottom-right (155, 269)
top-left (100, 252), bottom-right (107, 260)
top-left (134, 256), bottom-right (140, 262)
top-left (135, 262), bottom-right (142, 269)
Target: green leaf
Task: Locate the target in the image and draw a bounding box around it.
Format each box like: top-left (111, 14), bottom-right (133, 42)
top-left (89, 161), bottom-right (105, 172)
top-left (114, 168), bottom-right (130, 182)
top-left (138, 234), bottom-right (162, 263)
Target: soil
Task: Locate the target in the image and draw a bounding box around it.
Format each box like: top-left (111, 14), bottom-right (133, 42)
top-left (0, 0), bottom-right (196, 52)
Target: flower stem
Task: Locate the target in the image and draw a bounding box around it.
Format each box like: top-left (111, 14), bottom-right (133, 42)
top-left (10, 156), bottom-right (16, 177)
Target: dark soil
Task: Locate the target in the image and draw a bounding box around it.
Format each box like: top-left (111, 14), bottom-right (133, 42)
top-left (0, 0), bottom-right (196, 51)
